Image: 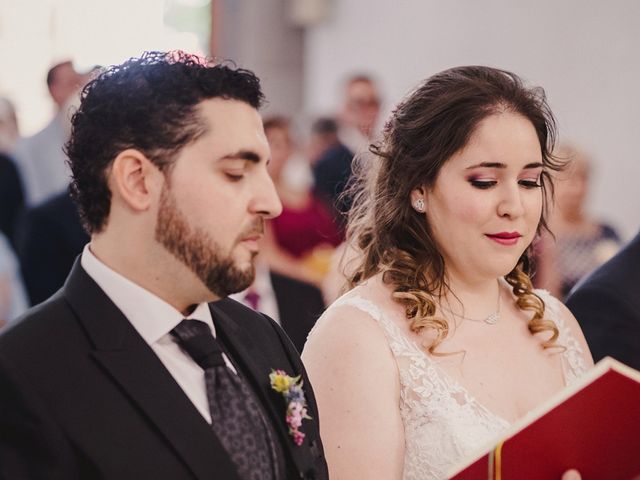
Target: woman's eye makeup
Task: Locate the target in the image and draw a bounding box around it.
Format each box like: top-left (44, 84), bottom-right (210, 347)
top-left (519, 178), bottom-right (542, 188)
top-left (467, 173), bottom-right (542, 189)
top-left (467, 176), bottom-right (497, 189)
top-left (224, 171), bottom-right (245, 181)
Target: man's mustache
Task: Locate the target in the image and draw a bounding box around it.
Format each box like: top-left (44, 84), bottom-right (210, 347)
top-left (238, 218), bottom-right (265, 239)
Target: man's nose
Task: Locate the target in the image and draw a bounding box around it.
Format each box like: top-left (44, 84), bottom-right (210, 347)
top-left (252, 169), bottom-right (283, 220)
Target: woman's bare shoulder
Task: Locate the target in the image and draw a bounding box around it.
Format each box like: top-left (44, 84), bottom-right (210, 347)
top-left (303, 276), bottom-right (401, 376)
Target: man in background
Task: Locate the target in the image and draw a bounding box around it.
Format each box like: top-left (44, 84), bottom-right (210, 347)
top-left (12, 60), bottom-right (83, 204)
top-left (0, 97), bottom-right (25, 247)
top-left (566, 229), bottom-right (640, 370)
top-left (312, 74), bottom-right (382, 219)
top-left (14, 189), bottom-right (88, 305)
top-left (231, 258), bottom-right (325, 353)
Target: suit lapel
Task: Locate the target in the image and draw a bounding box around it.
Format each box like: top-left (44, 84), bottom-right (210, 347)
top-left (210, 300), bottom-right (316, 478)
top-left (64, 261), bottom-right (240, 480)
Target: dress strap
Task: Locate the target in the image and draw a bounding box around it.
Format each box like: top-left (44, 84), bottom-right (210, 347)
top-left (535, 289), bottom-right (589, 384)
top-left (332, 294), bottom-right (395, 333)
top-left (330, 293), bottom-right (429, 360)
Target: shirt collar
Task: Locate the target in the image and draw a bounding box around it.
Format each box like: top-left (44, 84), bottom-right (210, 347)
top-left (80, 244), bottom-right (215, 345)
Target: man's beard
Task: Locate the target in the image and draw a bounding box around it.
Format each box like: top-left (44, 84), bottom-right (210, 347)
top-left (155, 185), bottom-right (260, 298)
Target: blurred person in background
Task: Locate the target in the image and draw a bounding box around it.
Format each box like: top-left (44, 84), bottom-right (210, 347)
top-left (12, 60), bottom-right (83, 205)
top-left (0, 97), bottom-right (20, 154)
top-left (534, 145), bottom-right (621, 299)
top-left (566, 229), bottom-right (640, 369)
top-left (338, 74), bottom-right (382, 151)
top-left (262, 116), bottom-right (342, 287)
top-left (230, 254), bottom-right (325, 353)
top-left (15, 189), bottom-right (88, 305)
top-left (0, 97), bottom-right (25, 247)
top-left (313, 74), bottom-right (382, 220)
top-left (306, 116), bottom-right (340, 166)
top-left (311, 78), bottom-right (383, 300)
top-left (0, 232), bottom-right (28, 327)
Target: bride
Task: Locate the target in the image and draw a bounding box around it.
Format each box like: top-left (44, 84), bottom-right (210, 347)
top-left (302, 66), bottom-right (592, 479)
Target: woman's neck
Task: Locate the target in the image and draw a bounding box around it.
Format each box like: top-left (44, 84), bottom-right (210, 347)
top-left (438, 270), bottom-right (503, 318)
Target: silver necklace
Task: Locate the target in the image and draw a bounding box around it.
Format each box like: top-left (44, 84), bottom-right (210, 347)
top-left (439, 282), bottom-right (501, 325)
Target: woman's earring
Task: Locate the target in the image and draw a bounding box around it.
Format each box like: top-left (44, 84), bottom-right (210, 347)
top-left (413, 198), bottom-right (425, 212)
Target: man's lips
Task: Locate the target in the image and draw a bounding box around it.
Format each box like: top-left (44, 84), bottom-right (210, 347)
top-left (239, 234), bottom-right (263, 251)
top-left (485, 232), bottom-right (522, 245)
top-left (237, 219), bottom-right (265, 252)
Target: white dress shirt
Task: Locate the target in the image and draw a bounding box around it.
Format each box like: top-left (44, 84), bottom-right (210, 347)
top-left (81, 244), bottom-right (235, 424)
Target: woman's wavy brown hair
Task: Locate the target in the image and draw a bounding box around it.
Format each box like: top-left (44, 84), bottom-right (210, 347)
top-left (346, 66), bottom-right (564, 353)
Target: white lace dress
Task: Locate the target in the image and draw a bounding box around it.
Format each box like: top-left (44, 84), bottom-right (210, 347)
top-left (316, 288), bottom-right (589, 480)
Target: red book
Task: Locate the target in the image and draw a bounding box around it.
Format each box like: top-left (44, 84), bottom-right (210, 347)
top-left (447, 357), bottom-right (640, 480)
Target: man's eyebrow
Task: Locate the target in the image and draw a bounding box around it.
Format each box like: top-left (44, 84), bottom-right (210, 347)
top-left (465, 161), bottom-right (544, 170)
top-left (220, 150), bottom-right (261, 163)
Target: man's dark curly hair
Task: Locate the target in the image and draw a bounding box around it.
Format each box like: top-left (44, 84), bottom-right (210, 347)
top-left (65, 50), bottom-right (265, 234)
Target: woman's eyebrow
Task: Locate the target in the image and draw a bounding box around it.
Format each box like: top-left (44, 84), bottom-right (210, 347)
top-left (465, 161), bottom-right (544, 170)
top-left (465, 162), bottom-right (505, 169)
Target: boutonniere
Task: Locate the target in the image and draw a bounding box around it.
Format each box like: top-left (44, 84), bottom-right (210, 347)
top-left (269, 369), bottom-right (312, 446)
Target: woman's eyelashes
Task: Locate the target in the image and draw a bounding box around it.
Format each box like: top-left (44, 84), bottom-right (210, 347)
top-left (518, 178), bottom-right (542, 188)
top-left (467, 176), bottom-right (542, 189)
top-left (469, 178), bottom-right (497, 189)
top-left (225, 172), bottom-right (245, 181)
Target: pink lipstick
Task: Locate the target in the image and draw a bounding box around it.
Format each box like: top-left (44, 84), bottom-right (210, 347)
top-left (485, 231), bottom-right (522, 246)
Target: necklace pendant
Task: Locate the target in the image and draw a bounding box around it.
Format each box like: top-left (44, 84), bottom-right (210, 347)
top-left (484, 312), bottom-right (499, 325)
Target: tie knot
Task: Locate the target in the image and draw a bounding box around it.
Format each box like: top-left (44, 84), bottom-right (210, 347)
top-left (171, 319), bottom-right (225, 370)
top-left (244, 289), bottom-right (261, 310)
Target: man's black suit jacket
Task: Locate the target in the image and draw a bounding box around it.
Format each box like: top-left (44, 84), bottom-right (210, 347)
top-left (0, 261), bottom-right (328, 479)
top-left (566, 230), bottom-right (640, 370)
top-left (270, 272), bottom-right (325, 353)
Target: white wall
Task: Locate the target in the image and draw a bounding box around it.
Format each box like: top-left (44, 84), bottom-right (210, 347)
top-left (216, 0), bottom-right (304, 117)
top-left (0, 0), bottom-right (202, 136)
top-left (304, 0), bottom-right (640, 240)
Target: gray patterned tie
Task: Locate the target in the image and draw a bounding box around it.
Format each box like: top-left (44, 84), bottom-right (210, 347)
top-left (171, 319), bottom-right (279, 480)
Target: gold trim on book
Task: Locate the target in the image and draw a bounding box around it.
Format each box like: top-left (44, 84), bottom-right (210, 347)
top-left (494, 441), bottom-right (504, 480)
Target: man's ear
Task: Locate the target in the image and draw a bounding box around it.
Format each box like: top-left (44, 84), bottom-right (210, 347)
top-left (109, 149), bottom-right (163, 212)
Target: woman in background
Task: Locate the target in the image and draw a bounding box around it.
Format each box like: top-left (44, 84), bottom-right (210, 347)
top-left (261, 116), bottom-right (343, 286)
top-left (303, 66), bottom-right (592, 479)
top-left (535, 145), bottom-right (621, 299)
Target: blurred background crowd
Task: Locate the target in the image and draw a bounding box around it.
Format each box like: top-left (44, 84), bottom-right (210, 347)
top-left (0, 0), bottom-right (637, 352)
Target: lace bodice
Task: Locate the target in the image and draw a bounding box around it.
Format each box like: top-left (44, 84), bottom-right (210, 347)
top-left (316, 288), bottom-right (589, 480)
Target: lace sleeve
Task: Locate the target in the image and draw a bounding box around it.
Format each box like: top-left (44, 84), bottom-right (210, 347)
top-left (537, 289), bottom-right (590, 385)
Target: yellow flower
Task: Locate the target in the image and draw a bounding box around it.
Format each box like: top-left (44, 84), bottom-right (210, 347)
top-left (270, 371), bottom-right (292, 393)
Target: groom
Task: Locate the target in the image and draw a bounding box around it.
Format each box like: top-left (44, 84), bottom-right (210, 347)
top-left (0, 52), bottom-right (328, 480)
